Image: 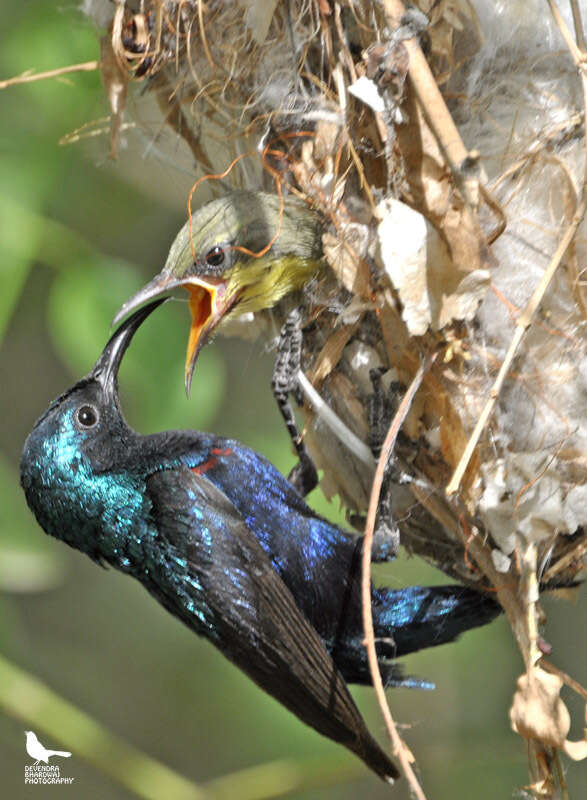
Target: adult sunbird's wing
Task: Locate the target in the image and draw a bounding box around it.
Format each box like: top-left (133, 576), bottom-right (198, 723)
top-left (146, 466), bottom-right (398, 783)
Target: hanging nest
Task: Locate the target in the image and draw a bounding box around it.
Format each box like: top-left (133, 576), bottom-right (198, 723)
top-left (79, 0), bottom-right (587, 791)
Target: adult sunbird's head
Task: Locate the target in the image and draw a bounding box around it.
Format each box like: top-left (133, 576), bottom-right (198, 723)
top-left (114, 191), bottom-right (324, 392)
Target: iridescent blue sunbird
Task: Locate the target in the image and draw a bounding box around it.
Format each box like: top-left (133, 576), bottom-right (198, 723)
top-left (21, 300), bottom-right (500, 782)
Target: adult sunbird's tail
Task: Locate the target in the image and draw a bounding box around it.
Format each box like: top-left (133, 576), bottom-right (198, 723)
top-left (335, 584), bottom-right (500, 687)
top-left (375, 584), bottom-right (501, 655)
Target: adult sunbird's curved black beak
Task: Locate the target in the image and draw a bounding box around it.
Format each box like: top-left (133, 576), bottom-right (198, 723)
top-left (92, 298), bottom-right (169, 396)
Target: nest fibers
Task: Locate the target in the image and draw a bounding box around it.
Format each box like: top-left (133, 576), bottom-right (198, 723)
top-left (84, 0), bottom-right (587, 582)
top-left (79, 0), bottom-right (587, 784)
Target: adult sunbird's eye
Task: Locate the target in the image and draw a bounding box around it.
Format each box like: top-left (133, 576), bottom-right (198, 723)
top-left (76, 405), bottom-right (99, 428)
top-left (204, 246), bottom-right (225, 268)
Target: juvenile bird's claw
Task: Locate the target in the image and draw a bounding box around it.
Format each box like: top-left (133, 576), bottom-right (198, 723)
top-left (273, 308), bottom-right (319, 498)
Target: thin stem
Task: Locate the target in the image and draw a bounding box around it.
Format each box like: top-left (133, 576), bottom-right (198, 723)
top-left (0, 61), bottom-right (98, 90)
top-left (361, 353), bottom-right (436, 800)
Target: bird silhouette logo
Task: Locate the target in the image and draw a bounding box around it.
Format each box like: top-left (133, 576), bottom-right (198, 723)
top-left (25, 731), bottom-right (71, 765)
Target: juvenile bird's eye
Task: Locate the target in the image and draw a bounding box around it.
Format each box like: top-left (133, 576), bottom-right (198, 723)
top-left (76, 405), bottom-right (99, 428)
top-left (204, 246), bottom-right (225, 268)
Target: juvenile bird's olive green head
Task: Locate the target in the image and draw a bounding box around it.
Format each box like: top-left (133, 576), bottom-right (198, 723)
top-left (114, 191), bottom-right (324, 392)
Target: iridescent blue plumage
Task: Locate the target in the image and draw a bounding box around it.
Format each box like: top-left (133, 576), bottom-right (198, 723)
top-left (20, 300), bottom-right (499, 783)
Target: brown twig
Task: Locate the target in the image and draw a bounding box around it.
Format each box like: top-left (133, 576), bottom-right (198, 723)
top-left (0, 61), bottom-right (98, 90)
top-left (197, 0), bottom-right (215, 71)
top-left (382, 0), bottom-right (474, 205)
top-left (547, 0), bottom-right (584, 64)
top-left (546, 0), bottom-right (587, 185)
top-left (542, 538), bottom-right (587, 584)
top-left (570, 0), bottom-right (587, 51)
top-left (361, 353), bottom-right (436, 800)
top-left (541, 658), bottom-right (587, 701)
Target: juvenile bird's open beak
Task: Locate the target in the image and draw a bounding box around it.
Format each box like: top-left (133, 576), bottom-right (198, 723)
top-left (113, 275), bottom-right (234, 395)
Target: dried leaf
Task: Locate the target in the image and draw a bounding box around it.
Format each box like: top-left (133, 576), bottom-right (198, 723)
top-left (511, 669), bottom-right (587, 760)
top-left (304, 373), bottom-right (373, 510)
top-left (395, 92), bottom-right (488, 274)
top-left (376, 199), bottom-right (430, 335)
top-left (307, 323), bottom-right (359, 386)
top-left (563, 703), bottom-right (587, 761)
top-left (436, 269), bottom-right (491, 327)
top-left (510, 670), bottom-right (570, 748)
top-left (376, 198), bottom-right (490, 335)
top-left (439, 392), bottom-right (481, 495)
top-left (480, 453), bottom-right (587, 554)
top-left (291, 121), bottom-right (345, 205)
top-left (491, 549), bottom-right (511, 573)
top-left (376, 288), bottom-right (410, 361)
top-left (522, 779), bottom-right (553, 797)
top-left (443, 8), bottom-right (465, 30)
top-left (348, 76), bottom-right (385, 113)
top-left (239, 0), bottom-right (279, 44)
top-left (312, 121), bottom-right (342, 163)
top-left (441, 198), bottom-right (487, 274)
top-left (323, 227), bottom-right (371, 299)
top-left (563, 734), bottom-right (587, 761)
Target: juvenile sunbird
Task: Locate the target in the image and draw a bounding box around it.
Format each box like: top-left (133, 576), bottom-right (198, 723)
top-left (114, 191), bottom-right (325, 393)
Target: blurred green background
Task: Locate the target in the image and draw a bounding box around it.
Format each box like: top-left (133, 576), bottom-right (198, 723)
top-left (0, 3), bottom-right (585, 798)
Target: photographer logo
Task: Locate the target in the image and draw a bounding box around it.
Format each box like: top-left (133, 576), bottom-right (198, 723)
top-left (24, 731), bottom-right (75, 786)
